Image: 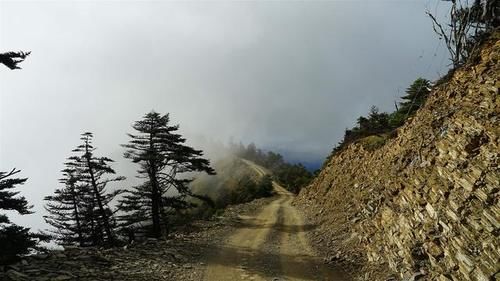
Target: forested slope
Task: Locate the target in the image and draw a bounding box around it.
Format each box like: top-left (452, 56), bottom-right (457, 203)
top-left (189, 156), bottom-right (273, 216)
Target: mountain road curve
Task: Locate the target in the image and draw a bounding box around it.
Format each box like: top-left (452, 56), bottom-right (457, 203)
top-left (203, 160), bottom-right (347, 281)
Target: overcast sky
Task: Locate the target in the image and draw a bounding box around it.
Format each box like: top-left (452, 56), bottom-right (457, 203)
top-left (1, 0), bottom-right (450, 230)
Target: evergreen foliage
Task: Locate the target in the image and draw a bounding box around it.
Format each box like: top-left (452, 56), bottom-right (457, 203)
top-left (342, 106), bottom-right (391, 146)
top-left (255, 175), bottom-right (274, 198)
top-left (44, 167), bottom-right (84, 246)
top-left (44, 132), bottom-right (124, 247)
top-left (390, 78), bottom-right (432, 128)
top-left (189, 156), bottom-right (274, 221)
top-left (214, 174), bottom-right (274, 208)
top-left (0, 51), bottom-right (30, 70)
top-left (0, 169), bottom-right (38, 263)
top-left (229, 143), bottom-right (313, 194)
top-left (327, 78), bottom-right (432, 162)
top-left (119, 111), bottom-right (215, 238)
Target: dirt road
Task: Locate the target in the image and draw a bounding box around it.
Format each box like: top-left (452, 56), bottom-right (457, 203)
top-left (204, 161), bottom-right (346, 281)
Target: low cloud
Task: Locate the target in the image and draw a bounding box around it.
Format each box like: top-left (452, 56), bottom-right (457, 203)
top-left (0, 1), bottom-right (450, 230)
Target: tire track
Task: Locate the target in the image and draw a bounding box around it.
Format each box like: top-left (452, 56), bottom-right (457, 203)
top-left (204, 161), bottom-right (347, 281)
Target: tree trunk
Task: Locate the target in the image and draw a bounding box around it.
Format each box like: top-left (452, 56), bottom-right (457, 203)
top-left (149, 130), bottom-right (161, 238)
top-left (150, 169), bottom-right (161, 238)
top-left (70, 185), bottom-right (84, 246)
top-left (84, 143), bottom-right (114, 246)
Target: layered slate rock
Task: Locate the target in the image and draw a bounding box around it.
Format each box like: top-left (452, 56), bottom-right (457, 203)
top-left (295, 32), bottom-right (499, 281)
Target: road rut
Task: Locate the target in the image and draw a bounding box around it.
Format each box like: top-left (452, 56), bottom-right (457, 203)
top-left (204, 176), bottom-right (346, 281)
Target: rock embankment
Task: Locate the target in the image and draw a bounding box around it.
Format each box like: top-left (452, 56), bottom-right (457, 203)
top-left (294, 32), bottom-right (499, 280)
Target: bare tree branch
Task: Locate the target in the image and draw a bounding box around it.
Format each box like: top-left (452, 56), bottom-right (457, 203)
top-left (426, 0), bottom-right (494, 68)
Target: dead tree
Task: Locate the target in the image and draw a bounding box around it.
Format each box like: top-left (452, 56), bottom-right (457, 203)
top-left (427, 0), bottom-right (498, 67)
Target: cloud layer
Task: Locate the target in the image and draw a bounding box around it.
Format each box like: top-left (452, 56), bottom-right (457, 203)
top-left (0, 1), bottom-right (450, 229)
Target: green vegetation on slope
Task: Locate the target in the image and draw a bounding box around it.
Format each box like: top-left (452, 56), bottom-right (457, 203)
top-left (188, 156), bottom-right (273, 220)
top-left (325, 78), bottom-right (432, 165)
top-left (228, 143), bottom-right (314, 194)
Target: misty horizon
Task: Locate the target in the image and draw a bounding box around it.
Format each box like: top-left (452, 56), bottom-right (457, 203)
top-left (1, 1), bottom-right (450, 232)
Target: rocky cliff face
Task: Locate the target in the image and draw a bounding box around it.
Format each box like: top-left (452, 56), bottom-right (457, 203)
top-left (295, 33), bottom-right (499, 281)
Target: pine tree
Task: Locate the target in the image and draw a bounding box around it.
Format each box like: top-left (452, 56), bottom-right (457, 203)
top-left (63, 132), bottom-right (124, 246)
top-left (0, 168), bottom-right (38, 263)
top-left (388, 78), bottom-right (432, 128)
top-left (399, 78), bottom-right (432, 116)
top-left (44, 167), bottom-right (86, 246)
top-left (367, 106), bottom-right (390, 134)
top-left (0, 51), bottom-right (30, 69)
top-left (119, 111), bottom-right (215, 238)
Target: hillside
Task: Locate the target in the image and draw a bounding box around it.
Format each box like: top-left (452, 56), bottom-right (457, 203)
top-left (294, 32), bottom-right (499, 280)
top-left (190, 156), bottom-right (272, 210)
top-left (1, 162), bottom-right (344, 281)
top-left (191, 156), bottom-right (261, 197)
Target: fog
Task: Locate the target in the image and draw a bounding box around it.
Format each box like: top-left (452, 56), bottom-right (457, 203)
top-left (0, 1), bottom-right (450, 231)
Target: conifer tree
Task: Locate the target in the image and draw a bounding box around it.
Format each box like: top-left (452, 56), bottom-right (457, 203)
top-left (399, 78), bottom-right (431, 116)
top-left (0, 168), bottom-right (38, 263)
top-left (389, 78), bottom-right (432, 128)
top-left (119, 111), bottom-right (215, 237)
top-left (62, 132), bottom-right (124, 246)
top-left (44, 167), bottom-right (85, 246)
top-left (0, 51), bottom-right (30, 69)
